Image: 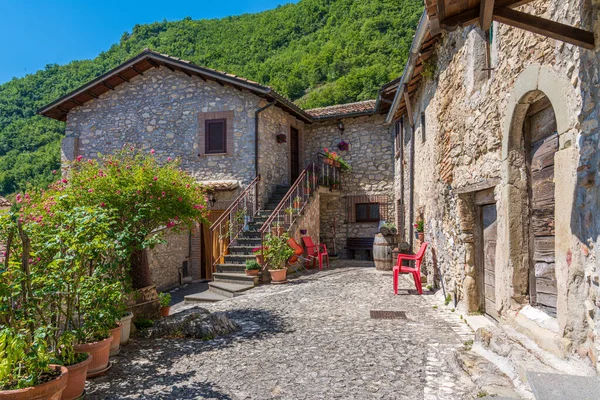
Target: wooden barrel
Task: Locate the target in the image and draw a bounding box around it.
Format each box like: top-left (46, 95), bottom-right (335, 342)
top-left (373, 233), bottom-right (397, 271)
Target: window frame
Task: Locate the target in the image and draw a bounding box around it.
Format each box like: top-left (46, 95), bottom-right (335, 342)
top-left (421, 112), bottom-right (426, 143)
top-left (204, 118), bottom-right (227, 154)
top-left (355, 202), bottom-right (380, 223)
top-left (395, 117), bottom-right (403, 159)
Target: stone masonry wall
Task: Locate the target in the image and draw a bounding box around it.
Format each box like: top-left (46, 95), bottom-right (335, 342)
top-left (305, 114), bottom-right (394, 257)
top-left (147, 228), bottom-right (189, 291)
top-left (395, 0), bottom-right (600, 369)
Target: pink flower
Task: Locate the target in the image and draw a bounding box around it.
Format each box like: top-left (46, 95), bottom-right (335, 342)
top-left (150, 149), bottom-right (155, 154)
top-left (194, 204), bottom-right (204, 210)
top-left (77, 155), bottom-right (83, 161)
top-left (161, 191), bottom-right (166, 197)
top-left (62, 178), bottom-right (68, 184)
top-left (153, 176), bottom-right (158, 181)
top-left (167, 157), bottom-right (172, 162)
top-left (178, 197), bottom-right (182, 202)
top-left (100, 202), bottom-right (105, 207)
top-left (166, 221), bottom-right (175, 228)
top-left (15, 194), bottom-right (22, 203)
top-left (88, 188), bottom-right (94, 193)
top-left (52, 170), bottom-right (57, 174)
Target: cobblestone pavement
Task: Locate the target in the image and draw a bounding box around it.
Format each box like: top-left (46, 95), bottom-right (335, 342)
top-left (87, 263), bottom-right (512, 399)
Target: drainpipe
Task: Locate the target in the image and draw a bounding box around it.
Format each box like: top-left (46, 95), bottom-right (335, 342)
top-left (409, 122), bottom-right (415, 249)
top-left (255, 100), bottom-right (277, 209)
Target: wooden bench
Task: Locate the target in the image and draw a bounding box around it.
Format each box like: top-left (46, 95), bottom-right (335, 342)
top-left (346, 237), bottom-right (374, 260)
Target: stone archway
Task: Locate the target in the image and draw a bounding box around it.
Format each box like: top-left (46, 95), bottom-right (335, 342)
top-left (498, 65), bottom-right (577, 325)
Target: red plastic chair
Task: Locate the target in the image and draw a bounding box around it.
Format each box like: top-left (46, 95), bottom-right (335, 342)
top-left (393, 242), bottom-right (428, 295)
top-left (302, 236), bottom-right (329, 270)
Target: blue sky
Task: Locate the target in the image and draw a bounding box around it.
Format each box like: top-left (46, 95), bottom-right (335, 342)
top-left (0, 0), bottom-right (297, 84)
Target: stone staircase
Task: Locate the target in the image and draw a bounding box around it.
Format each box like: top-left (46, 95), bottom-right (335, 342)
top-left (185, 185), bottom-right (290, 303)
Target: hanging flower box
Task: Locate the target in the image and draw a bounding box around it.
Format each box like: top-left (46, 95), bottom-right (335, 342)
top-left (276, 134), bottom-right (287, 143)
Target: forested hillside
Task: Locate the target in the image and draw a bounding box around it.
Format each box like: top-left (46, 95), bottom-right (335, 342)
top-left (0, 0), bottom-right (422, 195)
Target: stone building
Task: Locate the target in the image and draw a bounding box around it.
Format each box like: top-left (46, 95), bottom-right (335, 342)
top-left (38, 49), bottom-right (395, 292)
top-left (386, 0), bottom-right (600, 372)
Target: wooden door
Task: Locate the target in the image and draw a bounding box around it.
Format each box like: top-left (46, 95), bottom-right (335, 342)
top-left (481, 203), bottom-right (498, 319)
top-left (526, 98), bottom-right (558, 316)
top-left (201, 210), bottom-right (224, 281)
top-left (290, 127), bottom-right (300, 182)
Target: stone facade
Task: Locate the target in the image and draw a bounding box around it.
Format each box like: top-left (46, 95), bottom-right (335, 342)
top-left (304, 115), bottom-right (395, 257)
top-left (147, 228), bottom-right (190, 291)
top-left (393, 0), bottom-right (600, 370)
top-left (61, 66), bottom-right (304, 284)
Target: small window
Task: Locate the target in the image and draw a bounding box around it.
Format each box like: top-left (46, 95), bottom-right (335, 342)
top-left (421, 112), bottom-right (426, 142)
top-left (394, 118), bottom-right (403, 157)
top-left (205, 119), bottom-right (226, 154)
top-left (356, 203), bottom-right (380, 223)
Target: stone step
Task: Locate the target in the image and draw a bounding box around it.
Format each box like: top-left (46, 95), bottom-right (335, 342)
top-left (208, 281), bottom-right (255, 298)
top-left (228, 245), bottom-right (257, 254)
top-left (238, 230), bottom-right (261, 238)
top-left (216, 264), bottom-right (247, 273)
top-left (213, 272), bottom-right (259, 285)
top-left (184, 291), bottom-right (228, 303)
top-left (224, 253), bottom-right (256, 263)
top-left (235, 237), bottom-right (262, 245)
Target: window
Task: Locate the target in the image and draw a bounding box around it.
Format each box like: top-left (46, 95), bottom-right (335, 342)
top-left (421, 112), bottom-right (426, 142)
top-left (394, 117), bottom-right (403, 157)
top-left (356, 203), bottom-right (380, 223)
top-left (205, 119), bottom-right (227, 154)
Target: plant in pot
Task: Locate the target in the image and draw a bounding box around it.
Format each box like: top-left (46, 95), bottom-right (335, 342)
top-left (271, 222), bottom-right (284, 237)
top-left (263, 233), bottom-right (294, 283)
top-left (159, 293), bottom-right (171, 317)
top-left (414, 220), bottom-right (425, 241)
top-left (338, 158), bottom-right (351, 171)
top-left (293, 196), bottom-right (302, 210)
top-left (55, 332), bottom-right (92, 400)
top-left (252, 246), bottom-right (265, 265)
top-left (119, 311), bottom-right (134, 346)
top-left (245, 259), bottom-right (261, 277)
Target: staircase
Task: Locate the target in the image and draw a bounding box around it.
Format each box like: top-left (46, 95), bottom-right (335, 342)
top-left (185, 185), bottom-right (290, 303)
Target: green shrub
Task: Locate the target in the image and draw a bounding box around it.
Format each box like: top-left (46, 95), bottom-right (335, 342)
top-left (159, 292), bottom-right (171, 308)
top-left (245, 259), bottom-right (261, 270)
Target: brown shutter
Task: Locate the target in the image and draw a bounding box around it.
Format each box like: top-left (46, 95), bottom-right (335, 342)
top-left (197, 110), bottom-right (235, 157)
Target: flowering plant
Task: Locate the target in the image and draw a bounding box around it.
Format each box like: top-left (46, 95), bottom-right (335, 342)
top-left (337, 141), bottom-right (349, 151)
top-left (323, 148), bottom-right (339, 161)
top-left (414, 220), bottom-right (424, 233)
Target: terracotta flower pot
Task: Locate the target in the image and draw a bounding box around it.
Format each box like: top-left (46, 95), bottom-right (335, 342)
top-left (323, 158), bottom-right (334, 166)
top-left (418, 232), bottom-right (425, 242)
top-left (0, 365), bottom-right (68, 400)
top-left (160, 306), bottom-right (170, 317)
top-left (269, 269), bottom-right (287, 283)
top-left (255, 254), bottom-right (264, 264)
top-left (119, 311), bottom-right (134, 345)
top-left (108, 323), bottom-right (121, 356)
top-left (61, 354), bottom-right (92, 400)
top-left (245, 269), bottom-right (260, 276)
top-left (271, 226), bottom-right (284, 236)
top-left (293, 201), bottom-right (301, 209)
top-left (74, 336), bottom-right (113, 377)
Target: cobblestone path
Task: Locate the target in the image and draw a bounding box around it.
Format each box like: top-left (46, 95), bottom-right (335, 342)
top-left (87, 264), bottom-right (509, 399)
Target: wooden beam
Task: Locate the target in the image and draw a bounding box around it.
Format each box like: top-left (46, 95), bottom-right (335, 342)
top-left (57, 106), bottom-right (70, 113)
top-left (162, 62), bottom-right (175, 72)
top-left (194, 73), bottom-right (207, 82)
top-left (131, 66), bottom-right (144, 75)
top-left (493, 7), bottom-right (595, 49)
top-left (116, 73), bottom-right (129, 82)
top-left (101, 82), bottom-right (114, 90)
top-left (441, 0), bottom-right (535, 30)
top-left (403, 84), bottom-right (414, 127)
top-left (70, 99), bottom-right (83, 106)
top-left (86, 90), bottom-right (98, 99)
top-left (147, 58), bottom-right (159, 68)
top-left (178, 67), bottom-right (192, 77)
top-left (480, 0), bottom-right (495, 31)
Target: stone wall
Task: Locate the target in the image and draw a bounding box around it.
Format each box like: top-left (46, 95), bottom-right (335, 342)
top-left (147, 228), bottom-right (190, 291)
top-left (394, 0), bottom-right (600, 369)
top-left (305, 114), bottom-right (394, 257)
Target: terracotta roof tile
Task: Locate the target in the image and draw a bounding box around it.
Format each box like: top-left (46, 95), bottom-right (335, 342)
top-left (306, 100), bottom-right (377, 120)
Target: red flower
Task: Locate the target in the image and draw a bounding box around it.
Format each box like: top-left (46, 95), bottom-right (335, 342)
top-left (76, 155), bottom-right (83, 161)
top-left (153, 176), bottom-right (158, 181)
top-left (150, 149), bottom-right (155, 154)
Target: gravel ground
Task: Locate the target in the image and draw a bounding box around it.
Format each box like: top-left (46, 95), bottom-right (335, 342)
top-left (86, 262), bottom-right (511, 399)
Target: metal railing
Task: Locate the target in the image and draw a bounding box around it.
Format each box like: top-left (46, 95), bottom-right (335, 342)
top-left (258, 152), bottom-right (342, 269)
top-left (209, 175), bottom-right (260, 270)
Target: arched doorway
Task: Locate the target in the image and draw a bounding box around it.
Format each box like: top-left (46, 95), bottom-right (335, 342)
top-left (524, 93), bottom-right (558, 316)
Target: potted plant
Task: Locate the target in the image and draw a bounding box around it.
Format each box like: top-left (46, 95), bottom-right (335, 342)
top-left (252, 246), bottom-right (265, 264)
top-left (159, 293), bottom-right (171, 317)
top-left (293, 196), bottom-right (302, 209)
top-left (263, 233), bottom-right (295, 283)
top-left (0, 328), bottom-right (69, 400)
top-left (56, 332), bottom-right (92, 400)
top-left (414, 220), bottom-right (425, 241)
top-left (245, 259), bottom-right (261, 276)
top-left (323, 148), bottom-right (341, 167)
top-left (338, 158), bottom-right (351, 171)
top-left (271, 222), bottom-right (284, 236)
top-left (119, 311), bottom-right (134, 345)
top-left (73, 315), bottom-right (114, 378)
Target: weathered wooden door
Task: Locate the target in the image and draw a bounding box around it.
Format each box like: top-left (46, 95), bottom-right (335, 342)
top-left (526, 97), bottom-right (558, 316)
top-left (290, 127), bottom-right (300, 182)
top-left (478, 196), bottom-right (498, 319)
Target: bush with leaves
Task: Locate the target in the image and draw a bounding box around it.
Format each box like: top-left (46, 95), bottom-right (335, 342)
top-left (263, 233), bottom-right (294, 270)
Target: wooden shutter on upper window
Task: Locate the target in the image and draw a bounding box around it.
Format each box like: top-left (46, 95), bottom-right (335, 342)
top-left (205, 119), bottom-right (226, 154)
